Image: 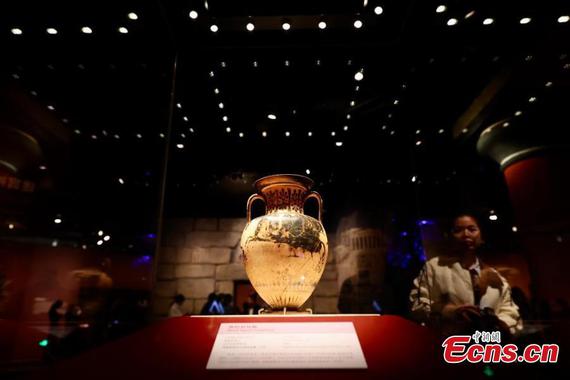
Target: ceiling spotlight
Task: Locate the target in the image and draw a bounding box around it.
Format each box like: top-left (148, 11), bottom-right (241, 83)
top-left (519, 17), bottom-right (531, 24)
top-left (512, 226), bottom-right (518, 232)
top-left (285, 131), bottom-right (290, 137)
top-left (502, 122), bottom-right (510, 127)
top-left (308, 131), bottom-right (313, 137)
top-left (462, 128), bottom-right (468, 134)
top-left (54, 217), bottom-right (62, 224)
top-left (136, 133), bottom-right (142, 139)
top-left (545, 81), bottom-right (553, 87)
top-left (81, 26), bottom-right (93, 34)
top-left (318, 21), bottom-right (327, 29)
top-left (47, 105), bottom-right (55, 110)
top-left (416, 129), bottom-right (421, 134)
top-left (226, 127), bottom-right (231, 133)
top-left (8, 223), bottom-right (14, 230)
top-left (246, 22), bottom-right (255, 31)
top-left (282, 22), bottom-right (291, 31)
top-left (415, 140), bottom-right (422, 146)
top-left (350, 101), bottom-right (355, 106)
top-left (239, 132), bottom-right (244, 138)
top-left (218, 102), bottom-right (224, 109)
top-left (489, 214), bottom-right (498, 221)
top-left (176, 143), bottom-right (184, 149)
top-left (436, 5), bottom-right (446, 13)
top-left (558, 15), bottom-right (570, 23)
top-left (210, 24), bottom-right (219, 33)
top-left (52, 240), bottom-right (59, 247)
top-left (528, 96), bottom-right (537, 103)
top-left (183, 116), bottom-right (188, 122)
top-left (343, 125), bottom-right (349, 131)
top-left (189, 10), bottom-right (198, 19)
top-left (118, 27), bottom-right (128, 34)
top-left (262, 131), bottom-right (267, 137)
top-left (159, 133), bottom-right (165, 138)
top-left (411, 176), bottom-right (417, 183)
top-left (514, 110), bottom-right (522, 116)
top-left (46, 28), bottom-right (58, 35)
top-left (393, 99), bottom-right (399, 105)
top-left (346, 114), bottom-right (351, 120)
top-left (447, 18), bottom-right (458, 26)
top-left (353, 20), bottom-right (363, 29)
top-left (214, 88), bottom-right (220, 94)
top-left (306, 169), bottom-right (311, 175)
top-left (222, 116), bottom-right (228, 122)
top-left (209, 71), bottom-right (215, 77)
top-left (465, 10), bottom-right (475, 19)
top-left (331, 131), bottom-right (336, 136)
top-left (335, 141), bottom-right (343, 147)
top-left (11, 28), bottom-right (23, 35)
top-left (103, 235), bottom-right (111, 241)
top-left (483, 18), bottom-right (494, 25)
top-left (267, 114), bottom-right (277, 120)
top-left (354, 71), bottom-right (364, 81)
top-left (381, 125), bottom-right (387, 130)
top-left (97, 240), bottom-right (103, 246)
top-left (98, 230), bottom-right (104, 236)
top-left (128, 12), bottom-right (138, 20)
top-left (74, 129), bottom-right (81, 135)
top-left (438, 129), bottom-right (445, 134)
top-left (118, 178), bottom-right (125, 184)
top-left (176, 103), bottom-right (182, 108)
top-left (253, 61), bottom-right (258, 67)
top-left (374, 6), bottom-right (384, 15)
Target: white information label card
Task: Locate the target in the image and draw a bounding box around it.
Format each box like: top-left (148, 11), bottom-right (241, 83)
top-left (206, 322), bottom-right (368, 369)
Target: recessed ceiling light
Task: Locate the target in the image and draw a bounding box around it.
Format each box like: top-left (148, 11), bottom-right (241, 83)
top-left (114, 134), bottom-right (120, 139)
top-left (97, 240), bottom-right (103, 246)
top-left (503, 122), bottom-right (510, 127)
top-left (189, 128), bottom-right (194, 133)
top-left (239, 132), bottom-right (244, 138)
top-left (282, 22), bottom-right (291, 31)
top-left (393, 99), bottom-right (399, 105)
top-left (222, 116), bottom-right (228, 122)
top-left (438, 129), bottom-right (445, 134)
top-left (489, 214), bottom-right (498, 221)
top-left (416, 129), bottom-right (421, 134)
top-left (47, 105), bottom-right (55, 110)
top-left (210, 24), bottom-right (219, 33)
top-left (308, 131), bottom-right (313, 137)
top-left (46, 28), bottom-right (58, 35)
top-left (246, 22), bottom-right (255, 31)
top-left (104, 235), bottom-right (111, 241)
top-left (285, 131), bottom-right (290, 137)
top-left (8, 223), bottom-right (14, 230)
top-left (545, 81), bottom-right (553, 87)
top-left (354, 71), bottom-right (364, 81)
top-left (416, 140), bottom-right (422, 146)
top-left (214, 88), bottom-right (220, 95)
top-left (81, 26), bottom-right (93, 34)
top-left (11, 28), bottom-right (23, 35)
top-left (306, 169), bottom-right (311, 175)
top-left (350, 101), bottom-right (355, 106)
top-left (181, 133), bottom-right (186, 138)
top-left (343, 125), bottom-right (349, 131)
top-left (447, 18), bottom-right (458, 26)
top-left (262, 131), bottom-right (267, 137)
top-left (335, 141), bottom-right (343, 147)
top-left (189, 10), bottom-right (198, 19)
top-left (390, 130), bottom-right (395, 135)
top-left (465, 10), bottom-right (475, 19)
top-left (218, 102), bottom-right (224, 109)
top-left (462, 128), bottom-right (468, 133)
top-left (483, 18), bottom-right (494, 25)
top-left (558, 15), bottom-right (570, 23)
top-left (159, 133), bottom-right (165, 138)
top-left (91, 134), bottom-right (98, 140)
top-left (381, 125), bottom-right (387, 130)
top-left (176, 103), bottom-right (182, 108)
top-left (374, 6), bottom-right (384, 15)
top-left (118, 27), bottom-right (128, 34)
top-left (512, 226), bottom-right (518, 232)
top-left (183, 116), bottom-right (188, 122)
top-left (436, 5), bottom-right (446, 13)
top-left (74, 129), bottom-right (81, 134)
top-left (318, 21), bottom-right (327, 29)
top-left (267, 114), bottom-right (277, 120)
top-left (176, 143), bottom-right (184, 149)
top-left (226, 127), bottom-right (231, 133)
top-left (354, 20), bottom-right (363, 29)
top-left (39, 165), bottom-right (47, 170)
top-left (411, 176), bottom-right (417, 183)
top-left (519, 17), bottom-right (531, 24)
top-left (346, 114), bottom-right (351, 119)
top-left (528, 96), bottom-right (537, 103)
top-left (54, 218), bottom-right (62, 224)
top-left (118, 178), bottom-right (125, 184)
top-left (331, 131), bottom-right (336, 136)
top-left (128, 12), bottom-right (138, 20)
top-left (514, 110), bottom-right (522, 116)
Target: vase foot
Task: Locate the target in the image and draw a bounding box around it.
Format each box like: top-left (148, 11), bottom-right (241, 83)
top-left (258, 307), bottom-right (313, 315)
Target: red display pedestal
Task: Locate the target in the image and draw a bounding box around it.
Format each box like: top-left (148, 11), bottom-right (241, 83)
top-left (30, 315), bottom-right (478, 380)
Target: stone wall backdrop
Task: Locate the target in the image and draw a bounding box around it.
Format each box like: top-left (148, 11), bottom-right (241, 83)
top-left (152, 217), bottom-right (341, 316)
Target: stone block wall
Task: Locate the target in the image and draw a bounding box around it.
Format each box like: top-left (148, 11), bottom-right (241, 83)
top-left (152, 217), bottom-right (340, 316)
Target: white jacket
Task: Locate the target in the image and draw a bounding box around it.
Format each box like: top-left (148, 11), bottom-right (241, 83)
top-left (410, 256), bottom-right (523, 334)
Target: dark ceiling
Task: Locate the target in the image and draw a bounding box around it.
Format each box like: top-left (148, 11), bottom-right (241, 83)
top-left (0, 0), bottom-right (569, 250)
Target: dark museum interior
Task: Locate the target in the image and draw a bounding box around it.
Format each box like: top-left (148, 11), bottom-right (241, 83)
top-left (1, 0), bottom-right (569, 379)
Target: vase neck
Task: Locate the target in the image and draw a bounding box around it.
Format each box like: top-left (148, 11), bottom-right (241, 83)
top-left (260, 185), bottom-right (307, 214)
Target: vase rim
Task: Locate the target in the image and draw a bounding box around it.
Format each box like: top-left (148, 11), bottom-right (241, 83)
top-left (254, 174), bottom-right (314, 192)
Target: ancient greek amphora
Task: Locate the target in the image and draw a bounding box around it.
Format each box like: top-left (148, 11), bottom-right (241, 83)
top-left (240, 174), bottom-right (328, 312)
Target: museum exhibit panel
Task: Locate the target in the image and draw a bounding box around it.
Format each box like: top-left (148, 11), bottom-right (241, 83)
top-left (0, 1), bottom-right (569, 379)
